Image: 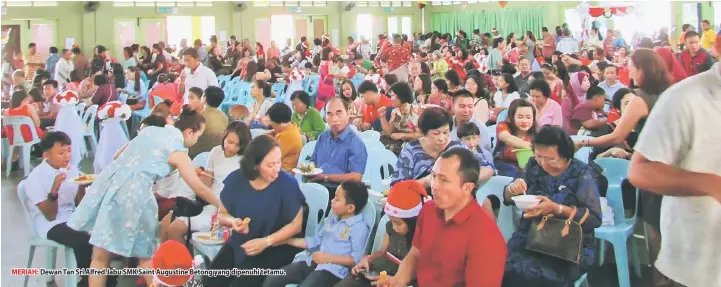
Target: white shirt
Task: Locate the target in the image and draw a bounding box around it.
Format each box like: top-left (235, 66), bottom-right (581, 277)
top-left (556, 38), bottom-right (580, 55)
top-left (493, 90), bottom-right (521, 108)
top-left (163, 50), bottom-right (172, 64)
top-left (206, 145), bottom-right (241, 196)
top-left (24, 161), bottom-right (79, 238)
top-left (182, 64), bottom-right (218, 103)
top-left (633, 64), bottom-right (721, 287)
top-left (54, 59), bottom-right (74, 86)
top-left (154, 171), bottom-right (195, 200)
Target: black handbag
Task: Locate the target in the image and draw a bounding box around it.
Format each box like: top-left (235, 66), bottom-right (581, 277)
top-left (172, 197), bottom-right (209, 251)
top-left (525, 207), bottom-right (590, 264)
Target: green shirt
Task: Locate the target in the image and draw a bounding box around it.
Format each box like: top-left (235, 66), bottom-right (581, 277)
top-left (189, 107), bottom-right (229, 159)
top-left (362, 60), bottom-right (374, 70)
top-left (291, 107), bottom-right (326, 140)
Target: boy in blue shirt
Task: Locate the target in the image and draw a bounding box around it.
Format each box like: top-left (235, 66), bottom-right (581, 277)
top-left (263, 181), bottom-right (370, 287)
top-left (458, 122), bottom-right (497, 218)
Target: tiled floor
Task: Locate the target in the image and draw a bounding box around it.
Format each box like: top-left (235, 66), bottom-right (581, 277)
top-left (1, 157), bottom-right (656, 287)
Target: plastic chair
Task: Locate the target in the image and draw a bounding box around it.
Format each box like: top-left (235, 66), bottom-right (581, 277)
top-left (575, 273), bottom-right (588, 287)
top-left (116, 94), bottom-right (130, 139)
top-left (271, 83), bottom-right (286, 103)
top-left (475, 176), bottom-right (515, 242)
top-left (220, 81), bottom-right (252, 114)
top-left (3, 116), bottom-right (43, 177)
top-left (250, 129), bottom-right (267, 138)
top-left (192, 152), bottom-right (210, 168)
top-left (362, 148), bottom-right (397, 192)
top-left (371, 214), bottom-right (391, 253)
top-left (294, 140), bottom-right (317, 183)
top-left (82, 105), bottom-right (99, 155)
top-left (497, 109), bottom-right (508, 122)
top-left (487, 124), bottom-right (498, 150)
top-left (74, 102), bottom-right (86, 118)
top-left (17, 181), bottom-right (78, 287)
top-left (351, 77), bottom-right (364, 89)
top-left (358, 130), bottom-right (381, 141)
top-left (570, 135), bottom-right (593, 164)
top-left (300, 183), bottom-right (330, 235)
top-left (303, 75), bottom-right (320, 106)
top-left (593, 158), bottom-right (641, 287)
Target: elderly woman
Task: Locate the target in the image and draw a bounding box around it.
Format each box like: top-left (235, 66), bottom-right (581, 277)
top-left (204, 135), bottom-right (305, 287)
top-left (379, 83), bottom-right (420, 155)
top-left (502, 125), bottom-right (602, 287)
top-left (290, 91), bottom-right (325, 141)
top-left (393, 107), bottom-right (495, 188)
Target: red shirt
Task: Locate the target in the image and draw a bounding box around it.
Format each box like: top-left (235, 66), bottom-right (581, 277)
top-left (363, 95), bottom-right (392, 124)
top-left (412, 201), bottom-right (507, 287)
top-left (380, 44), bottom-right (411, 72)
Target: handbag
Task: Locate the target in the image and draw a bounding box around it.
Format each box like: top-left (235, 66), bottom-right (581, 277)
top-left (172, 197), bottom-right (209, 251)
top-left (525, 206), bottom-right (590, 264)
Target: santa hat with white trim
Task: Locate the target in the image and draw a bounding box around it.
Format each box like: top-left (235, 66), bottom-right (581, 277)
top-left (152, 240), bottom-right (199, 286)
top-left (384, 180), bottom-right (428, 218)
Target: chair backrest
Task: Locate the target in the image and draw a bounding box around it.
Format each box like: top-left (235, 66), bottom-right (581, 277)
top-left (371, 214), bottom-right (391, 253)
top-left (363, 148), bottom-right (397, 192)
top-left (360, 137), bottom-right (386, 153)
top-left (359, 130), bottom-right (380, 141)
top-left (82, 105), bottom-right (99, 133)
top-left (297, 140), bottom-right (317, 167)
top-left (487, 124), bottom-right (498, 150)
top-left (304, 75), bottom-right (320, 96)
top-left (250, 129), bottom-right (267, 138)
top-left (497, 110), bottom-right (508, 122)
top-left (152, 95), bottom-right (164, 108)
top-left (2, 116), bottom-right (43, 146)
top-left (271, 83), bottom-right (285, 103)
top-left (16, 181), bottom-right (43, 240)
top-left (594, 158), bottom-right (636, 224)
top-left (117, 93), bottom-right (128, 104)
top-left (300, 182), bottom-right (330, 235)
top-left (75, 102), bottom-right (87, 117)
top-left (192, 151), bottom-right (210, 167)
top-left (570, 135), bottom-right (593, 164)
top-left (476, 176), bottom-right (515, 242)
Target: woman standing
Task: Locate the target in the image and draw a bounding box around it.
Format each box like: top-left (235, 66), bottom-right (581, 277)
top-left (148, 44), bottom-right (168, 87)
top-left (138, 46), bottom-right (153, 75)
top-left (315, 47), bottom-right (336, 110)
top-left (541, 63), bottom-right (565, 103)
top-left (68, 107), bottom-right (221, 287)
top-left (561, 71), bottom-right (591, 132)
top-left (204, 135), bottom-right (305, 287)
top-left (502, 126), bottom-right (602, 287)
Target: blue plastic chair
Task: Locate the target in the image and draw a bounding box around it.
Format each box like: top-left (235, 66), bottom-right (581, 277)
top-left (221, 81), bottom-right (252, 114)
top-left (351, 77), bottom-right (364, 89)
top-left (294, 140), bottom-right (317, 183)
top-left (250, 128), bottom-right (267, 138)
top-left (371, 214), bottom-right (391, 253)
top-left (192, 152), bottom-right (210, 168)
top-left (593, 158), bottom-right (641, 287)
top-left (476, 176), bottom-right (515, 242)
top-left (3, 117), bottom-right (42, 177)
top-left (497, 109), bottom-right (508, 122)
top-left (17, 181), bottom-right (78, 287)
top-left (363, 148), bottom-right (397, 192)
top-left (487, 124), bottom-right (498, 150)
top-left (570, 135), bottom-right (593, 164)
top-left (271, 83), bottom-right (286, 103)
top-left (81, 105), bottom-right (99, 156)
top-left (303, 75), bottom-right (320, 106)
top-left (299, 183), bottom-right (330, 236)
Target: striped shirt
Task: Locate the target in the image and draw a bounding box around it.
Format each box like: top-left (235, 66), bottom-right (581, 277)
top-left (24, 53), bottom-right (44, 81)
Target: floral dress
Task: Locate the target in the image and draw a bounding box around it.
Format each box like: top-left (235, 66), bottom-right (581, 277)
top-left (67, 125), bottom-right (186, 258)
top-left (502, 158), bottom-right (602, 287)
top-left (380, 107), bottom-right (418, 155)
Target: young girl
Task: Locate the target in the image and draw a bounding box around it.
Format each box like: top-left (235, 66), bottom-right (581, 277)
top-left (340, 80), bottom-right (365, 127)
top-left (334, 180), bottom-right (425, 287)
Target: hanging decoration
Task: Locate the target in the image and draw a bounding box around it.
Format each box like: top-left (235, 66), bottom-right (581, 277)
top-left (460, 1), bottom-right (468, 10)
top-left (417, 1), bottom-right (426, 9)
top-left (587, 6), bottom-right (633, 18)
top-left (498, 1), bottom-right (507, 8)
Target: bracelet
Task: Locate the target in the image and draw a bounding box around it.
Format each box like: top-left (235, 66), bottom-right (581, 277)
top-left (557, 204), bottom-right (564, 215)
top-left (265, 237), bottom-right (273, 247)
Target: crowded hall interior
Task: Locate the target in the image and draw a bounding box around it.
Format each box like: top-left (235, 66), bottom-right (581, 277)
top-left (1, 0), bottom-right (721, 286)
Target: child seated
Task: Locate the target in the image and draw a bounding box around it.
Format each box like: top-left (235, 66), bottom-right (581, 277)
top-left (263, 181), bottom-right (371, 287)
top-left (334, 180), bottom-right (424, 287)
top-left (458, 122), bottom-right (496, 218)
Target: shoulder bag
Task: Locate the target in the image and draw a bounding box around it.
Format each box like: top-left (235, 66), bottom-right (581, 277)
top-left (525, 206), bottom-right (590, 264)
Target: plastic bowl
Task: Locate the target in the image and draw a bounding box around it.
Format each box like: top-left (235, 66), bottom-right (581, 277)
top-left (512, 195), bottom-right (541, 211)
top-left (513, 148), bottom-right (535, 169)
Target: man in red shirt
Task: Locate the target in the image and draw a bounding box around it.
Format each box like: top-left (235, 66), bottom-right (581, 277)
top-left (383, 147), bottom-right (507, 287)
top-left (359, 80), bottom-right (392, 132)
top-left (678, 31), bottom-right (716, 76)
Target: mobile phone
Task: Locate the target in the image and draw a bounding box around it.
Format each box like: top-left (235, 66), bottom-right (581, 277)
top-left (360, 270), bottom-right (380, 278)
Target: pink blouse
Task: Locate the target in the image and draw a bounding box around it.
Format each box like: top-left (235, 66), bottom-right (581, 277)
top-left (536, 98), bottom-right (563, 128)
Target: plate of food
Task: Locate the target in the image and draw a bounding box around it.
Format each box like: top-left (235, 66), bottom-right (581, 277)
top-left (293, 163), bottom-right (323, 176)
top-left (192, 231), bottom-right (225, 245)
top-left (70, 174), bottom-right (95, 185)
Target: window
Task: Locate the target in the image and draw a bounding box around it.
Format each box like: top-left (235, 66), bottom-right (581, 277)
top-left (681, 3), bottom-right (699, 30)
top-left (401, 16), bottom-right (411, 38)
top-left (271, 15), bottom-right (294, 49)
top-left (613, 2), bottom-right (671, 41)
top-left (387, 16), bottom-right (411, 38)
top-left (388, 17), bottom-right (398, 36)
top-left (357, 14), bottom-right (373, 42)
top-left (715, 2), bottom-right (721, 32)
top-left (166, 16), bottom-right (192, 48)
top-left (200, 16), bottom-right (215, 44)
top-left (564, 8), bottom-right (583, 36)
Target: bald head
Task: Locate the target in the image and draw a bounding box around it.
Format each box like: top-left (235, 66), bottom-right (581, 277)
top-left (324, 98), bottom-right (350, 135)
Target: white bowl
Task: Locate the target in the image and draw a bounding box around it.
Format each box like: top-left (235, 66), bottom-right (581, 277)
top-left (512, 195), bottom-right (541, 211)
top-left (367, 190), bottom-right (383, 204)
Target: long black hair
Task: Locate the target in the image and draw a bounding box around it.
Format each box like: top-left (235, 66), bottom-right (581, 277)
top-left (127, 66), bottom-right (142, 93)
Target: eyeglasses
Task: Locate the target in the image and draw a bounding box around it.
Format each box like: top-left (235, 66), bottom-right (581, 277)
top-left (535, 156), bottom-right (559, 164)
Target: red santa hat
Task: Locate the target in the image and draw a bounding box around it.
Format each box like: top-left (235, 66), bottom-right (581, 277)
top-left (152, 241), bottom-right (195, 286)
top-left (384, 180), bottom-right (427, 218)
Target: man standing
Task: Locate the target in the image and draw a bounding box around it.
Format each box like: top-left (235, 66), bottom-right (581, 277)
top-left (449, 90), bottom-right (492, 153)
top-left (24, 43), bottom-right (45, 81)
top-left (72, 47), bottom-right (88, 78)
top-left (700, 19), bottom-right (716, 50)
top-left (179, 48), bottom-right (218, 104)
top-left (46, 47), bottom-right (60, 80)
top-left (383, 148), bottom-right (507, 287)
top-left (556, 28), bottom-right (580, 55)
top-left (628, 34), bottom-right (721, 287)
top-left (541, 27), bottom-right (556, 60)
top-left (678, 31), bottom-right (716, 76)
top-left (54, 49), bottom-right (74, 86)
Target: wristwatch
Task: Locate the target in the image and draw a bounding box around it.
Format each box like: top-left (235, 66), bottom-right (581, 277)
top-left (47, 192), bottom-right (59, 201)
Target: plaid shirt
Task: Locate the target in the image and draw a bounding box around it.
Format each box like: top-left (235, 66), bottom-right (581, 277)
top-left (24, 53), bottom-right (44, 81)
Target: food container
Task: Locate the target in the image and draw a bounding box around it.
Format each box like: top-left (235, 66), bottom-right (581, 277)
top-left (513, 148), bottom-right (534, 169)
top-left (511, 195), bottom-right (541, 211)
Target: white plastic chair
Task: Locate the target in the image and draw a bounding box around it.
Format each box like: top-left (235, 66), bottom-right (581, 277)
top-left (300, 183), bottom-right (330, 236)
top-left (116, 93), bottom-right (130, 139)
top-left (371, 214), bottom-right (391, 253)
top-left (570, 135), bottom-right (593, 164)
top-left (3, 116), bottom-right (42, 177)
top-left (362, 148), bottom-right (397, 192)
top-left (487, 124), bottom-right (498, 150)
top-left (74, 102), bottom-right (86, 118)
top-left (192, 152), bottom-right (210, 168)
top-left (250, 129), bottom-right (267, 138)
top-left (82, 105), bottom-right (99, 155)
top-left (17, 181), bottom-right (78, 287)
top-left (294, 140), bottom-right (317, 182)
top-left (359, 130), bottom-right (381, 141)
top-left (476, 176), bottom-right (515, 242)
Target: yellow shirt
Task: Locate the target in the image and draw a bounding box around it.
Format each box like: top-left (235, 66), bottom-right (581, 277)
top-left (701, 29), bottom-right (717, 50)
top-left (275, 124), bottom-right (303, 173)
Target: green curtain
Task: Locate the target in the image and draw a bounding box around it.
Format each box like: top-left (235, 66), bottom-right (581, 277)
top-left (430, 6), bottom-right (545, 40)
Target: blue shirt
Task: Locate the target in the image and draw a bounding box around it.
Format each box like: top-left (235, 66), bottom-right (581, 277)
top-left (311, 126), bottom-right (368, 176)
top-left (304, 214), bottom-right (369, 279)
top-left (125, 79), bottom-right (148, 100)
top-left (220, 169), bottom-right (305, 266)
top-left (597, 80), bottom-right (626, 99)
top-left (121, 58), bottom-right (137, 70)
top-left (46, 54), bottom-right (59, 79)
